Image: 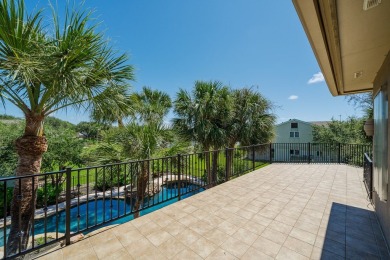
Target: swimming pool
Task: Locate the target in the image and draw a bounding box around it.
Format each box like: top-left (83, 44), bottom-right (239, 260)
top-left (0, 185), bottom-right (204, 246)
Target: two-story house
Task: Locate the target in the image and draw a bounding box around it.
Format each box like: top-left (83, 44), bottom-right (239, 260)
top-left (254, 119), bottom-right (332, 162)
top-left (272, 119), bottom-right (313, 161)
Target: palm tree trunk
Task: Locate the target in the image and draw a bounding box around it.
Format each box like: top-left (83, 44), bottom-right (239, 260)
top-left (7, 114), bottom-right (47, 256)
top-left (133, 161), bottom-right (149, 218)
top-left (226, 141), bottom-right (235, 181)
top-left (211, 150), bottom-right (219, 186)
top-left (204, 148), bottom-right (212, 188)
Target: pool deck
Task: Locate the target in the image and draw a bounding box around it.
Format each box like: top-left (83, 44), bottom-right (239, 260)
top-left (36, 164), bottom-right (389, 259)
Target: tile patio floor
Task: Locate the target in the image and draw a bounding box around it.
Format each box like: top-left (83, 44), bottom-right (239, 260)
top-left (36, 164), bottom-right (390, 259)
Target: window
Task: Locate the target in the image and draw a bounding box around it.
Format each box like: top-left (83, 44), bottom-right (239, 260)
top-left (291, 122), bottom-right (298, 128)
top-left (290, 132), bottom-right (299, 138)
top-left (290, 149), bottom-right (299, 155)
top-left (374, 87), bottom-right (388, 201)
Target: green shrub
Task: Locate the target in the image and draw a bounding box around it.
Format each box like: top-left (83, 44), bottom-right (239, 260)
top-left (0, 184), bottom-right (13, 218)
top-left (36, 184), bottom-right (63, 208)
top-left (94, 166), bottom-right (131, 191)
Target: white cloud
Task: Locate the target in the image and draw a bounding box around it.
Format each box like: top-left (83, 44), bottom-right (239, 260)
top-left (288, 95), bottom-right (298, 100)
top-left (308, 72), bottom-right (325, 84)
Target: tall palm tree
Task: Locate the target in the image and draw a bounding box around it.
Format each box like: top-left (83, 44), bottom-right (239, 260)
top-left (227, 88), bottom-right (275, 147)
top-left (0, 0), bottom-right (134, 254)
top-left (131, 86), bottom-right (172, 125)
top-left (90, 85), bottom-right (133, 127)
top-left (225, 88), bottom-right (275, 178)
top-left (127, 87), bottom-right (171, 217)
top-left (173, 81), bottom-right (232, 186)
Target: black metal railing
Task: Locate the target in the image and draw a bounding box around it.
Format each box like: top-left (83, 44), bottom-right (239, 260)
top-left (0, 142), bottom-right (371, 259)
top-left (363, 153), bottom-right (373, 200)
top-left (0, 144), bottom-right (271, 259)
top-left (266, 143), bottom-right (371, 166)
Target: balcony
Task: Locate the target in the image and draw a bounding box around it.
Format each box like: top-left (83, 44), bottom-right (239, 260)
top-left (36, 163), bottom-right (389, 259)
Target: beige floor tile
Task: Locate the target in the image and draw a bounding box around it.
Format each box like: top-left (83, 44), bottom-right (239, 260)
top-left (235, 209), bottom-right (256, 220)
top-left (220, 236), bottom-right (250, 258)
top-left (158, 237), bottom-right (187, 258)
top-left (101, 248), bottom-right (133, 260)
top-left (124, 237), bottom-right (158, 259)
top-left (203, 228), bottom-right (231, 246)
top-left (178, 214), bottom-right (198, 227)
top-left (65, 249), bottom-right (98, 260)
top-left (232, 228), bottom-right (258, 246)
top-left (217, 220), bottom-right (240, 235)
top-left (294, 220), bottom-right (320, 235)
top-left (275, 214), bottom-right (298, 226)
top-left (137, 220), bottom-right (161, 236)
top-left (189, 220), bottom-right (214, 235)
top-left (205, 248), bottom-right (238, 260)
top-left (146, 230), bottom-right (173, 247)
top-left (261, 227), bottom-right (288, 245)
top-left (251, 214), bottom-right (273, 226)
top-left (176, 228), bottom-right (202, 246)
top-left (171, 248), bottom-right (202, 260)
top-left (62, 239), bottom-right (94, 259)
top-left (92, 236), bottom-right (124, 259)
top-left (289, 227), bottom-right (317, 245)
top-left (115, 229), bottom-right (144, 247)
top-left (137, 246), bottom-right (167, 260)
top-left (268, 220), bottom-right (294, 234)
top-left (88, 229), bottom-right (116, 246)
top-left (242, 221), bottom-right (267, 236)
top-left (37, 248), bottom-right (63, 260)
top-left (283, 236), bottom-right (313, 257)
top-left (241, 246), bottom-right (274, 260)
top-left (163, 220), bottom-right (187, 236)
top-left (277, 247), bottom-right (309, 260)
top-left (252, 236), bottom-right (282, 257)
top-left (130, 215), bottom-right (151, 229)
top-left (190, 237), bottom-right (218, 258)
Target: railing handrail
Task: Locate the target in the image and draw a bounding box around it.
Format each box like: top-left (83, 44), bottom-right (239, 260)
top-left (0, 142), bottom-right (373, 259)
top-left (364, 152), bottom-right (373, 163)
top-left (0, 142), bottom-right (373, 181)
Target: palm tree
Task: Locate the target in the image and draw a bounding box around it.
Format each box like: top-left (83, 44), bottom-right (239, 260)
top-left (173, 81), bottom-right (232, 186)
top-left (90, 85), bottom-right (133, 127)
top-left (225, 88), bottom-right (275, 178)
top-left (0, 0), bottom-right (134, 254)
top-left (227, 88), bottom-right (275, 147)
top-left (131, 86), bottom-right (172, 125)
top-left (127, 87), bottom-right (171, 218)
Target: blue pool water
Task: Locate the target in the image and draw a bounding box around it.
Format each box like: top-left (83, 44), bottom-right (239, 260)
top-left (0, 185), bottom-right (203, 246)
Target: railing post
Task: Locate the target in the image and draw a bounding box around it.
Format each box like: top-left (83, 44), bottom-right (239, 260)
top-left (177, 154), bottom-right (181, 201)
top-left (225, 148), bottom-right (229, 182)
top-left (65, 167), bottom-right (72, 246)
top-left (252, 145), bottom-right (256, 171)
top-left (338, 143), bottom-right (341, 164)
top-left (269, 143), bottom-right (273, 163)
top-left (308, 142), bottom-right (311, 164)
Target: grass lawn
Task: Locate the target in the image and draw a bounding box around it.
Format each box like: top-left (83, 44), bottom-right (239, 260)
top-left (61, 151), bottom-right (269, 189)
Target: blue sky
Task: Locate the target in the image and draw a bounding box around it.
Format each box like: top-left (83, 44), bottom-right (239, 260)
top-left (4, 1), bottom-right (363, 124)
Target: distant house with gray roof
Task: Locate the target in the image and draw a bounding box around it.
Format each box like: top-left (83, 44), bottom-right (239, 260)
top-left (254, 119), bottom-right (333, 162)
